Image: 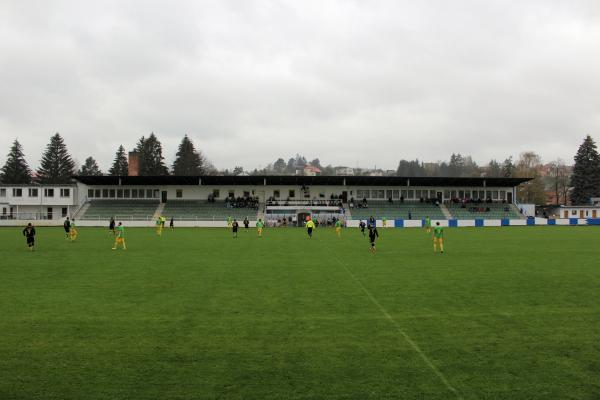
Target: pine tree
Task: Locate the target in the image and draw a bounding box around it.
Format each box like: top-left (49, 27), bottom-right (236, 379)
top-left (570, 135), bottom-right (600, 205)
top-left (0, 139), bottom-right (32, 184)
top-left (172, 135), bottom-right (204, 175)
top-left (109, 145), bottom-right (129, 176)
top-left (135, 133), bottom-right (169, 176)
top-left (78, 157), bottom-right (103, 176)
top-left (487, 159), bottom-right (502, 177)
top-left (502, 157), bottom-right (515, 178)
top-left (36, 133), bottom-right (75, 184)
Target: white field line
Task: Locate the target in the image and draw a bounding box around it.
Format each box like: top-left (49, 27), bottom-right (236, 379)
top-left (338, 260), bottom-right (464, 400)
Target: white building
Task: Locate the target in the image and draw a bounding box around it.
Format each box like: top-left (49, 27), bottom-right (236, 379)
top-left (0, 184), bottom-right (78, 220)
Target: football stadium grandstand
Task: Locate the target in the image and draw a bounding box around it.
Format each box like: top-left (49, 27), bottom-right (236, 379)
top-left (0, 175), bottom-right (532, 225)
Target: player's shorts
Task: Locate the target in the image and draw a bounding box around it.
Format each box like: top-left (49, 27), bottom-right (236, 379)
top-left (27, 237), bottom-right (34, 246)
top-left (370, 240), bottom-right (375, 246)
top-left (336, 227), bottom-right (341, 233)
top-left (257, 228), bottom-right (263, 234)
top-left (433, 237), bottom-right (443, 242)
top-left (233, 228), bottom-right (238, 232)
top-left (116, 237), bottom-right (124, 243)
top-left (64, 227), bottom-right (70, 232)
top-left (307, 227), bottom-right (313, 235)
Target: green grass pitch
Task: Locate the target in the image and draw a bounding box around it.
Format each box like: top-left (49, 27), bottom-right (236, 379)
top-left (1, 225), bottom-right (599, 399)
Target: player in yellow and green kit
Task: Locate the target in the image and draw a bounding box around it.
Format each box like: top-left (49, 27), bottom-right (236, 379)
top-left (335, 219), bottom-right (342, 237)
top-left (155, 216), bottom-right (163, 236)
top-left (69, 219), bottom-right (78, 242)
top-left (227, 216), bottom-right (233, 228)
top-left (425, 216), bottom-right (431, 233)
top-left (433, 222), bottom-right (444, 253)
top-left (306, 218), bottom-right (315, 238)
top-left (256, 218), bottom-right (264, 237)
top-left (112, 222), bottom-right (127, 250)
top-left (382, 217), bottom-right (387, 228)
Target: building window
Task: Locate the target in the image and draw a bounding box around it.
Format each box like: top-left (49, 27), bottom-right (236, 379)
top-left (500, 191), bottom-right (506, 200)
top-left (289, 190), bottom-right (295, 198)
top-left (13, 188), bottom-right (23, 197)
top-left (44, 188), bottom-right (54, 197)
top-left (2, 207), bottom-right (6, 215)
top-left (62, 207), bottom-right (68, 217)
top-left (430, 190), bottom-right (436, 199)
top-left (243, 191), bottom-right (250, 198)
top-left (407, 190), bottom-right (414, 199)
top-left (117, 189), bottom-right (123, 198)
top-left (138, 189), bottom-right (145, 198)
top-left (60, 188), bottom-right (70, 197)
top-left (0, 188), bottom-right (5, 197)
top-left (102, 189), bottom-right (109, 198)
top-left (273, 190), bottom-right (280, 198)
top-left (109, 189), bottom-right (116, 198)
top-left (176, 189), bottom-right (183, 198)
top-left (228, 190), bottom-right (235, 198)
top-left (319, 192), bottom-right (325, 198)
top-left (131, 189), bottom-right (138, 198)
top-left (95, 189), bottom-right (101, 198)
top-left (393, 190), bottom-right (400, 199)
top-left (29, 188), bottom-right (38, 197)
top-left (212, 189), bottom-right (220, 198)
top-left (124, 189), bottom-right (130, 198)
top-left (401, 189), bottom-right (407, 199)
top-left (153, 189), bottom-right (159, 199)
top-left (145, 189), bottom-right (151, 198)
top-left (88, 189), bottom-right (94, 198)
top-left (492, 191), bottom-right (499, 200)
top-left (357, 190), bottom-right (369, 199)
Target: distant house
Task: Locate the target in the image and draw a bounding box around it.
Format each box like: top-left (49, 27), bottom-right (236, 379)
top-left (303, 165), bottom-right (322, 176)
top-left (335, 166), bottom-right (354, 176)
top-left (368, 169), bottom-right (384, 177)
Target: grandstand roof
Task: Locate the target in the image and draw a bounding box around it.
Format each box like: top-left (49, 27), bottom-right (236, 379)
top-left (74, 175), bottom-right (531, 187)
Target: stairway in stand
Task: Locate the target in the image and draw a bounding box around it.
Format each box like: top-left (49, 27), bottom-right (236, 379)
top-left (153, 203), bottom-right (166, 220)
top-left (439, 203), bottom-right (453, 219)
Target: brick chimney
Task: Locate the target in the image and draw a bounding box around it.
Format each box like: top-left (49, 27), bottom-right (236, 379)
top-left (128, 152), bottom-right (140, 176)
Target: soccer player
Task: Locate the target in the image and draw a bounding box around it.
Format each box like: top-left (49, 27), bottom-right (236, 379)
top-left (112, 222), bottom-right (126, 250)
top-left (63, 217), bottom-right (71, 239)
top-left (256, 218), bottom-right (264, 237)
top-left (227, 216), bottom-right (233, 228)
top-left (232, 219), bottom-right (239, 238)
top-left (433, 222), bottom-right (444, 253)
top-left (359, 220), bottom-right (366, 236)
top-left (368, 216), bottom-right (379, 238)
top-left (244, 217), bottom-right (250, 230)
top-left (155, 216), bottom-right (163, 236)
top-left (306, 218), bottom-right (315, 239)
top-left (335, 219), bottom-right (342, 237)
top-left (425, 216), bottom-right (432, 233)
top-left (23, 223), bottom-right (36, 251)
top-left (160, 216), bottom-right (166, 229)
top-left (109, 217), bottom-right (116, 235)
top-left (170, 217), bottom-right (174, 230)
top-left (368, 227), bottom-right (377, 253)
top-left (382, 216), bottom-right (388, 228)
top-left (69, 219), bottom-right (78, 242)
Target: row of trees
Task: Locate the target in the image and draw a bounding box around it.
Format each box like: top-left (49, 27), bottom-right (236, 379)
top-left (0, 133), bottom-right (213, 184)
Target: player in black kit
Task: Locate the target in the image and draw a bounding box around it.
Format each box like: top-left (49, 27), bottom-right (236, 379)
top-left (23, 223), bottom-right (36, 251)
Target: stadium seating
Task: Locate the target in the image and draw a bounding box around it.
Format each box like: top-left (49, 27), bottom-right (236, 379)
top-left (446, 202), bottom-right (524, 219)
top-left (162, 200), bottom-right (258, 221)
top-left (350, 201), bottom-right (446, 220)
top-left (80, 200), bottom-right (160, 220)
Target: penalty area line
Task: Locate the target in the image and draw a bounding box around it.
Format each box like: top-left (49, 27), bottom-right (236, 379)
top-left (338, 260), bottom-right (464, 399)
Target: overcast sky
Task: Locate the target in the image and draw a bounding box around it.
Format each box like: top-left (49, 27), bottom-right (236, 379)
top-left (1, 0), bottom-right (599, 172)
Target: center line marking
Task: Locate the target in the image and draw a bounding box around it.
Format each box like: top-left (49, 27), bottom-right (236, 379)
top-left (339, 260), bottom-right (464, 399)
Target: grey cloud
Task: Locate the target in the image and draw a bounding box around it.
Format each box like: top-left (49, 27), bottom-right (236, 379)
top-left (1, 0), bottom-right (600, 172)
